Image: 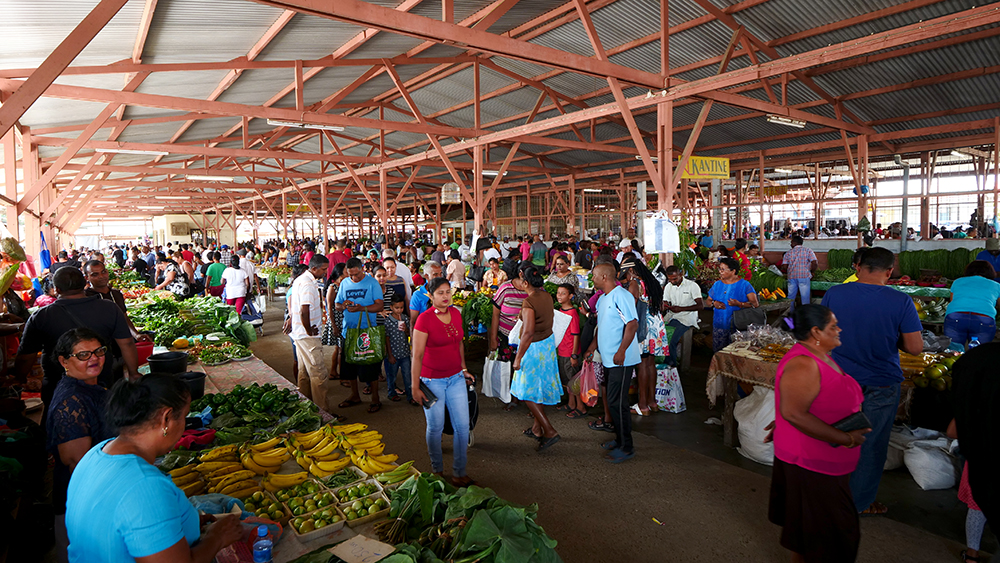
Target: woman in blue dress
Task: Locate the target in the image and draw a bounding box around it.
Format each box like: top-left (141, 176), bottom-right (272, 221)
top-left (707, 257), bottom-right (759, 351)
top-left (511, 265), bottom-right (562, 452)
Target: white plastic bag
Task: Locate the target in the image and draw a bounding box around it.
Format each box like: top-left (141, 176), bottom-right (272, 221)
top-left (654, 365), bottom-right (686, 413)
top-left (254, 294), bottom-right (267, 313)
top-left (734, 387), bottom-right (775, 465)
top-left (482, 352), bottom-right (511, 403)
top-left (903, 438), bottom-right (956, 490)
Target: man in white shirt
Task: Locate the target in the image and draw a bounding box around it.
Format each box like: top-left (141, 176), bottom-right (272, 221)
top-left (458, 235), bottom-right (473, 266)
top-left (286, 254), bottom-right (337, 415)
top-left (236, 249), bottom-right (261, 296)
top-left (662, 265), bottom-right (704, 366)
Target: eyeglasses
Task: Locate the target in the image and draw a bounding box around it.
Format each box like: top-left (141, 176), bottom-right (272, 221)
top-left (69, 346), bottom-right (108, 361)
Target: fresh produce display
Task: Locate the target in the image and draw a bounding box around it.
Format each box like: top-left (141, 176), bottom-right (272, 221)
top-left (913, 297), bottom-right (948, 323)
top-left (320, 467), bottom-right (366, 489)
top-left (896, 247), bottom-right (981, 279)
top-left (261, 265), bottom-right (291, 288)
top-left (901, 350), bottom-right (958, 391)
top-left (758, 288), bottom-right (786, 301)
top-left (749, 268), bottom-right (788, 294)
top-left (826, 248), bottom-right (854, 270)
top-left (244, 491), bottom-right (286, 521)
top-left (812, 268), bottom-right (855, 283)
top-left (0, 238), bottom-right (26, 297)
top-left (129, 294), bottom-right (258, 347)
top-left (458, 288), bottom-right (496, 335)
top-left (373, 475), bottom-right (562, 563)
top-left (191, 383), bottom-right (303, 418)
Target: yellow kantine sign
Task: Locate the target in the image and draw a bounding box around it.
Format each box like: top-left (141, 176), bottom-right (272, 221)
top-left (680, 156), bottom-right (730, 179)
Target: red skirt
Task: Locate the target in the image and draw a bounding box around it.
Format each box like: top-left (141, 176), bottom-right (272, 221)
top-left (959, 462), bottom-right (981, 511)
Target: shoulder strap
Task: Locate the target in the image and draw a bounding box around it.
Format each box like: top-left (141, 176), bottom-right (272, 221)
top-left (55, 301), bottom-right (87, 329)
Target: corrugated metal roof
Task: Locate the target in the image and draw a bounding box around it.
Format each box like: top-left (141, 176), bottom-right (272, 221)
top-left (144, 0), bottom-right (286, 64)
top-left (0, 0), bottom-right (144, 69)
top-left (847, 73), bottom-right (1000, 123)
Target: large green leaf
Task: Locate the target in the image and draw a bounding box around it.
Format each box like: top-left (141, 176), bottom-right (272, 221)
top-left (459, 506), bottom-right (535, 563)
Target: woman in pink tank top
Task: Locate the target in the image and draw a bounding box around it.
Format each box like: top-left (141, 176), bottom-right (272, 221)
top-left (768, 304), bottom-right (870, 563)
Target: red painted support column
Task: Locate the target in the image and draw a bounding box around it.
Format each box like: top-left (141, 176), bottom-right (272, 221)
top-left (2, 125), bottom-right (18, 240)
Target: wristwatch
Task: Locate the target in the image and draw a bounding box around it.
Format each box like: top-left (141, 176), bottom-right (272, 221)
top-left (571, 354), bottom-right (580, 360)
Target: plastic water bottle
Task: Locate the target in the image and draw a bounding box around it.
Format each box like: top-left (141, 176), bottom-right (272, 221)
top-left (252, 525), bottom-right (273, 563)
top-left (968, 337), bottom-right (981, 350)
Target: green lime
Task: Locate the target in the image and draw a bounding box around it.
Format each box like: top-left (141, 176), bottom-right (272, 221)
top-left (368, 505), bottom-right (379, 516)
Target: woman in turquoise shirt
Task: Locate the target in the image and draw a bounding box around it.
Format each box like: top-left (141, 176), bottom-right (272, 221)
top-left (706, 257), bottom-right (759, 351)
top-left (65, 373), bottom-right (242, 563)
top-left (945, 260), bottom-right (1000, 349)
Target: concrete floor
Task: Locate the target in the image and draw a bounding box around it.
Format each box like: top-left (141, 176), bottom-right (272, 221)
top-left (250, 305), bottom-right (994, 562)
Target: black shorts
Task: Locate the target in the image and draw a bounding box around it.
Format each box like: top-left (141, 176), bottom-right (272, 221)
top-left (339, 354), bottom-right (382, 383)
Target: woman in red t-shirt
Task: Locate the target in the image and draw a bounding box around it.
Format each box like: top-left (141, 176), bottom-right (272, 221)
top-left (411, 278), bottom-right (476, 488)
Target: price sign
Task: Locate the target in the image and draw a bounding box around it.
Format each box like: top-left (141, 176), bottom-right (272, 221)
top-left (329, 535), bottom-right (395, 563)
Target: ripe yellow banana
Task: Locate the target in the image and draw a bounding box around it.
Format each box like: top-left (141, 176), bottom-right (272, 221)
top-left (333, 423), bottom-right (368, 433)
top-left (309, 462), bottom-right (334, 479)
top-left (349, 439), bottom-right (382, 451)
top-left (264, 471), bottom-right (309, 489)
top-left (369, 454), bottom-right (398, 464)
top-left (213, 470), bottom-right (256, 492)
top-left (249, 437), bottom-right (282, 452)
top-left (314, 457), bottom-right (350, 472)
top-left (195, 461), bottom-right (242, 474)
top-left (312, 451), bottom-right (340, 462)
top-left (304, 436), bottom-right (333, 456)
top-left (252, 450), bottom-right (291, 466)
top-left (169, 465), bottom-right (197, 478)
top-left (208, 465), bottom-right (245, 479)
top-left (172, 472), bottom-right (202, 487)
top-left (295, 453), bottom-right (313, 471)
top-left (180, 480), bottom-right (206, 497)
top-left (199, 444), bottom-right (240, 461)
top-left (307, 441), bottom-right (337, 459)
top-left (241, 454), bottom-right (281, 476)
top-left (357, 443), bottom-right (385, 456)
top-left (221, 479), bottom-right (258, 496)
top-left (228, 483), bottom-right (262, 500)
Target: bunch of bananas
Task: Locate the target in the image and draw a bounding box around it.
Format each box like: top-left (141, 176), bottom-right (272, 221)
top-left (207, 469), bottom-right (261, 499)
top-left (287, 425), bottom-right (352, 479)
top-left (240, 437), bottom-right (292, 475)
top-left (350, 449), bottom-right (399, 475)
top-left (169, 465), bottom-right (206, 497)
top-left (261, 471), bottom-right (311, 493)
top-left (374, 460), bottom-right (416, 486)
top-left (334, 431), bottom-right (385, 456)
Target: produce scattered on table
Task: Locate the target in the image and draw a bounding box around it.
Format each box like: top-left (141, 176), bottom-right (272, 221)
top-left (128, 294), bottom-right (258, 347)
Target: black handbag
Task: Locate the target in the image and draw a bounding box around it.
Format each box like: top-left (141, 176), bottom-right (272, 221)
top-left (468, 263), bottom-right (486, 283)
top-left (731, 307), bottom-right (767, 331)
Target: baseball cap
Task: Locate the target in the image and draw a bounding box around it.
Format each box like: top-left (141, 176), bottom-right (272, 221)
top-left (618, 239), bottom-right (631, 248)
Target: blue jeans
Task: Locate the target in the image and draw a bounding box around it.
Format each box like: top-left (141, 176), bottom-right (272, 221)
top-left (849, 383), bottom-right (901, 511)
top-left (943, 312), bottom-right (996, 350)
top-left (665, 319), bottom-right (692, 366)
top-left (421, 373), bottom-right (470, 477)
top-left (786, 277), bottom-right (811, 310)
top-left (384, 357), bottom-right (412, 399)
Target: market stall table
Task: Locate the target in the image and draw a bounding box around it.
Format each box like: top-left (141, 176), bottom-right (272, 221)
top-left (195, 355), bottom-right (396, 562)
top-left (810, 281), bottom-right (952, 298)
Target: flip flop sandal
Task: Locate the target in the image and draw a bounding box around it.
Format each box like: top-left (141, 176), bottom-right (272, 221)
top-left (368, 402), bottom-right (382, 413)
top-left (523, 427), bottom-right (541, 439)
top-left (859, 502), bottom-right (888, 516)
top-left (536, 435), bottom-right (561, 452)
top-left (338, 399), bottom-right (363, 409)
top-left (389, 395), bottom-right (402, 402)
top-left (502, 402), bottom-right (519, 412)
top-left (408, 399), bottom-right (421, 407)
top-left (554, 403), bottom-right (569, 411)
top-left (960, 549), bottom-right (981, 563)
top-left (605, 449), bottom-right (635, 464)
top-left (566, 409), bottom-right (586, 419)
top-left (362, 385), bottom-right (372, 395)
top-left (600, 440), bottom-right (619, 450)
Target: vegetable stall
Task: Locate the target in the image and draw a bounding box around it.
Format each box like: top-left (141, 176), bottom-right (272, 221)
top-left (157, 357), bottom-right (561, 563)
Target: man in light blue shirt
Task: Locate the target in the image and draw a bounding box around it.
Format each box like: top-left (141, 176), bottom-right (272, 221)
top-left (408, 261), bottom-right (442, 325)
top-left (585, 262), bottom-right (639, 463)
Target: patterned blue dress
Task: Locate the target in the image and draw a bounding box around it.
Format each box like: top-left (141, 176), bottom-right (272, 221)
top-left (511, 333), bottom-right (563, 405)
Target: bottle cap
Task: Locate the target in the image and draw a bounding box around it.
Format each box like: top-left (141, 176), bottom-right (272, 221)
top-left (258, 525), bottom-right (267, 536)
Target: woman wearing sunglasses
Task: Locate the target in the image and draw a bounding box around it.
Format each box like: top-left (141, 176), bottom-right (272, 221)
top-left (46, 328), bottom-right (115, 563)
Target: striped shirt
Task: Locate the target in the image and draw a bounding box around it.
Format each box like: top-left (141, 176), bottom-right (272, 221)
top-left (782, 245), bottom-right (818, 280)
top-left (492, 281), bottom-right (528, 337)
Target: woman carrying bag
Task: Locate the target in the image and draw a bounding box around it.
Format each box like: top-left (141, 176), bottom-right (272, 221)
top-left (411, 277), bottom-right (476, 488)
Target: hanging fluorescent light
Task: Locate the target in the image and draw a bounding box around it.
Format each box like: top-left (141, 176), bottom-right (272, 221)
top-left (481, 170), bottom-right (507, 177)
top-left (267, 119), bottom-right (344, 132)
top-left (766, 114), bottom-right (806, 128)
top-left (155, 196), bottom-right (190, 200)
top-left (951, 150), bottom-right (970, 158)
top-left (634, 156), bottom-right (659, 162)
top-left (136, 206), bottom-right (163, 210)
top-left (90, 213), bottom-right (107, 216)
top-left (583, 189), bottom-right (603, 193)
top-left (775, 168), bottom-right (794, 174)
top-left (95, 148), bottom-right (169, 156)
top-left (186, 175), bottom-right (235, 182)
